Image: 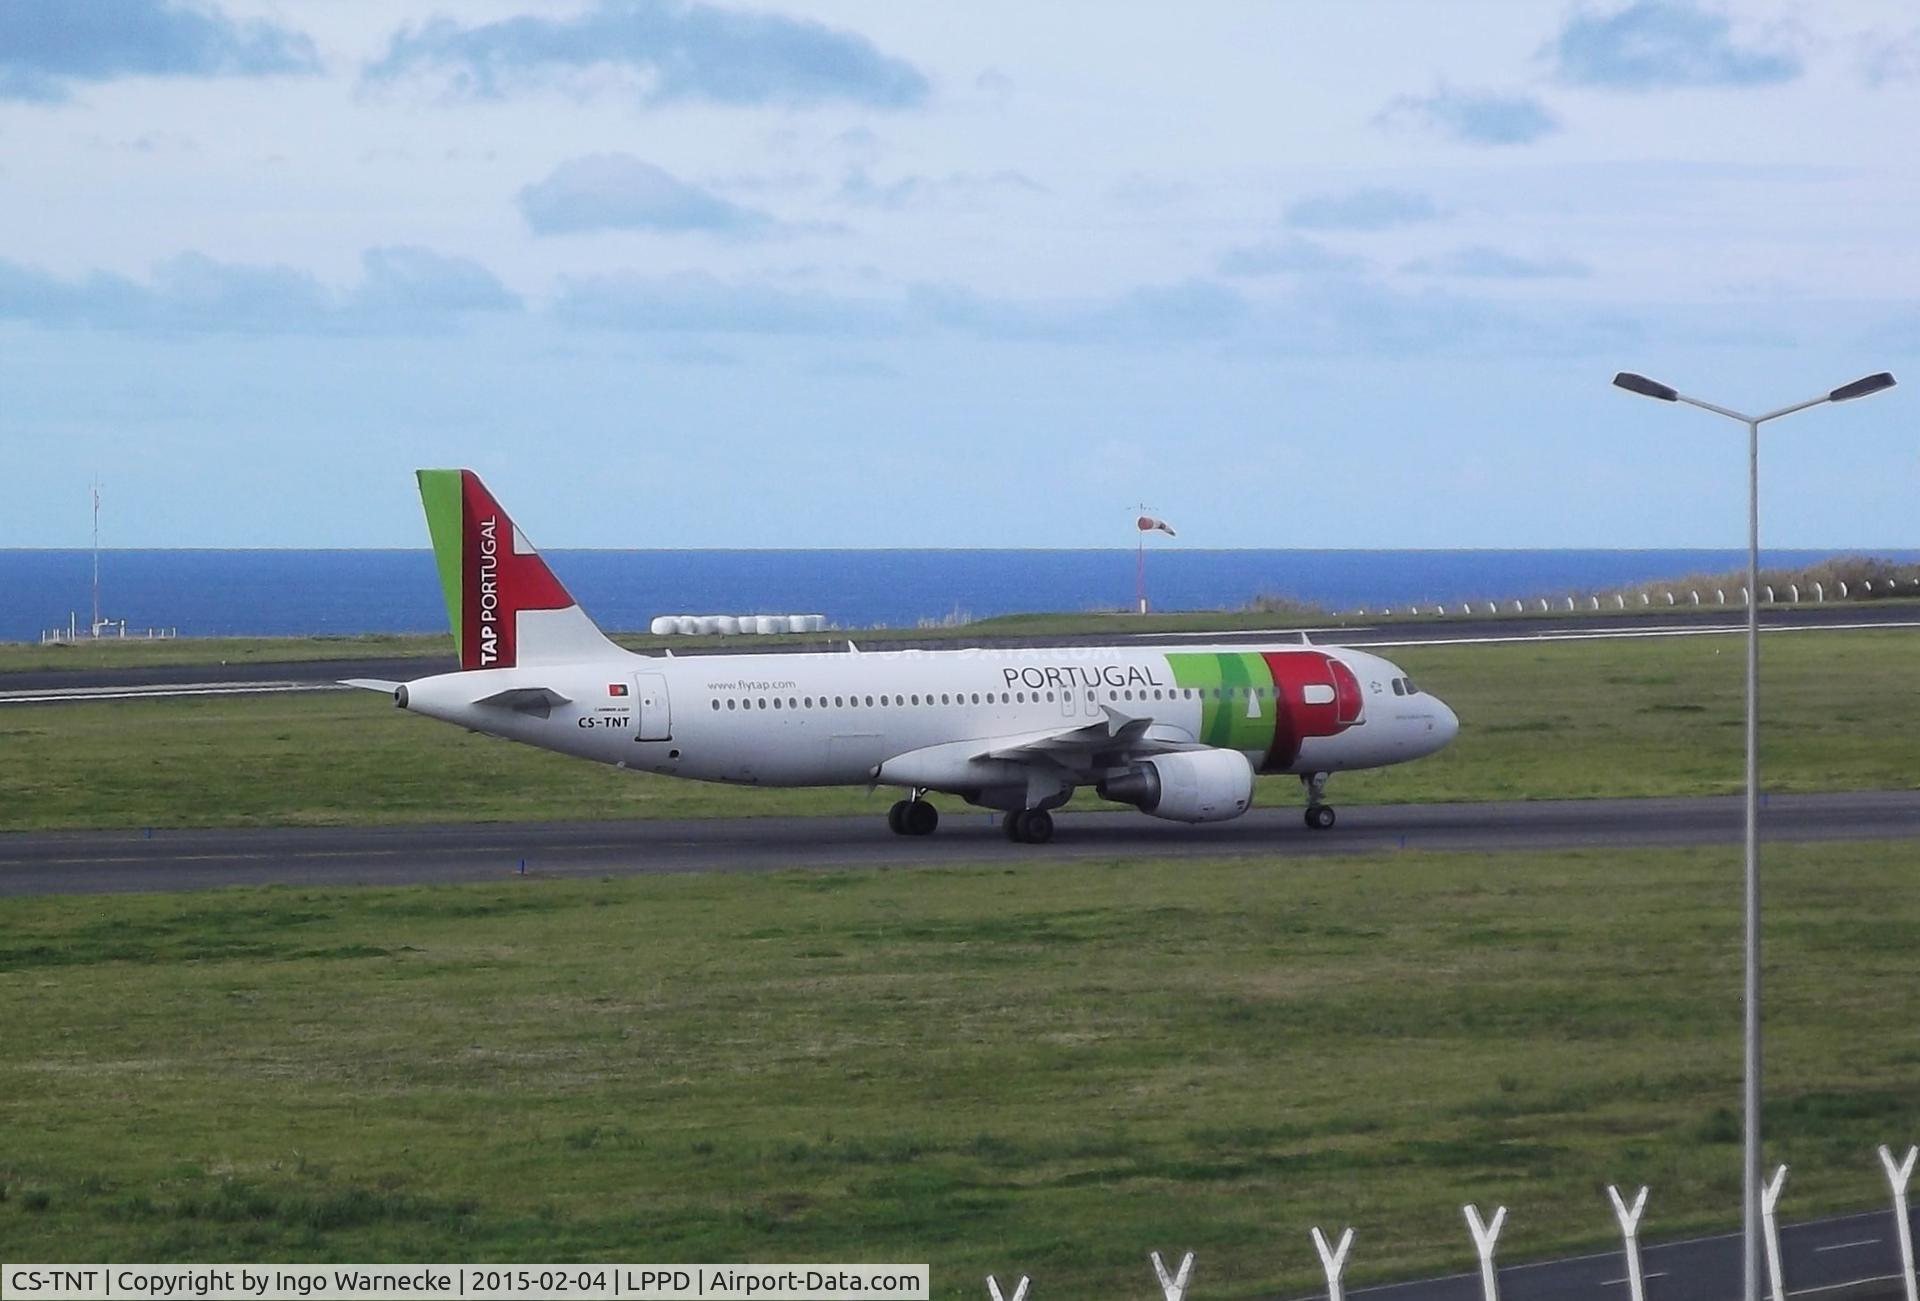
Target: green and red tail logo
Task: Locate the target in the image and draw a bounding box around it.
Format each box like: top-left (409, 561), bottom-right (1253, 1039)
top-left (417, 469), bottom-right (575, 670)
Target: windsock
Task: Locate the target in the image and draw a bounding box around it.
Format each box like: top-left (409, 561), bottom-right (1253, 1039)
top-left (1137, 515), bottom-right (1177, 536)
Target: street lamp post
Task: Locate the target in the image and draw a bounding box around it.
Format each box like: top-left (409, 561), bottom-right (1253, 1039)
top-left (1611, 368), bottom-right (1896, 1301)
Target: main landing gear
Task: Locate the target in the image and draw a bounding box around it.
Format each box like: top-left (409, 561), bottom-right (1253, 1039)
top-left (1002, 808), bottom-right (1054, 844)
top-left (887, 793), bottom-right (939, 836)
top-left (1301, 772), bottom-right (1336, 831)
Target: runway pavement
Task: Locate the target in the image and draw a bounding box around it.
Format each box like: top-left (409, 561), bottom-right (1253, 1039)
top-left (4, 790), bottom-right (1918, 897)
top-left (5, 604), bottom-right (1917, 703)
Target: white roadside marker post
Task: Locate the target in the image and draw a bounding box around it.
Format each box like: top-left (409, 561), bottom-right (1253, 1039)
top-left (1881, 1145), bottom-right (1919, 1301)
top-left (985, 1275), bottom-right (1028, 1301)
top-left (1311, 1227), bottom-right (1355, 1301)
top-left (1761, 1164), bottom-right (1790, 1301)
top-left (1607, 1185), bottom-right (1650, 1301)
top-left (1464, 1204), bottom-right (1507, 1301)
top-left (1149, 1251), bottom-right (1194, 1301)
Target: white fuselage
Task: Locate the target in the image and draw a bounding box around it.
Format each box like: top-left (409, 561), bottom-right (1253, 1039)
top-left (400, 641), bottom-right (1458, 796)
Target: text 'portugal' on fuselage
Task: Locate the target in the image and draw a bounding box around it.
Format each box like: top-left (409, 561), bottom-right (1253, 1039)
top-left (345, 470), bottom-right (1459, 844)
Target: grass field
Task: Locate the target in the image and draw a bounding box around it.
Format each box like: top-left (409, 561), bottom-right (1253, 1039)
top-left (3, 628), bottom-right (1915, 832)
top-left (2, 844), bottom-right (1916, 1296)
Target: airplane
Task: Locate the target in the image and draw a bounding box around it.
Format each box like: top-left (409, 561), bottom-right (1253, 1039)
top-left (345, 470), bottom-right (1459, 843)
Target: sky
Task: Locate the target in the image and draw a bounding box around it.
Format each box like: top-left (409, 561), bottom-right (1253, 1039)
top-left (2, 0), bottom-right (1917, 549)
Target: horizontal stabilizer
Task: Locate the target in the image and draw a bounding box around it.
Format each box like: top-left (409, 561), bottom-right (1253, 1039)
top-left (340, 678), bottom-right (402, 694)
top-left (474, 686), bottom-right (572, 718)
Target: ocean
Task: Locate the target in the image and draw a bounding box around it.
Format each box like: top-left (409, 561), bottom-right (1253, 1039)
top-left (7, 548), bottom-right (1917, 644)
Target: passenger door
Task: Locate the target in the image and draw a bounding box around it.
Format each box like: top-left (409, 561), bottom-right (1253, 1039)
top-left (633, 672), bottom-right (671, 741)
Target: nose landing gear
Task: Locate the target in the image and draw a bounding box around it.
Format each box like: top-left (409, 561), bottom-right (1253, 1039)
top-left (887, 792), bottom-right (939, 836)
top-left (1301, 772), bottom-right (1336, 830)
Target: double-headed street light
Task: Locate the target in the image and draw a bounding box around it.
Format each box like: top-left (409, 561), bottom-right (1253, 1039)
top-left (1611, 367), bottom-right (1897, 1301)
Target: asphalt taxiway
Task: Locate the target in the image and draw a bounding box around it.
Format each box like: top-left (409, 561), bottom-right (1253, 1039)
top-left (5, 790), bottom-right (1918, 897)
top-left (5, 604), bottom-right (1917, 704)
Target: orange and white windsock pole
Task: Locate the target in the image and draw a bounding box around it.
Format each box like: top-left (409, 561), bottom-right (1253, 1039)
top-left (1135, 510), bottom-right (1176, 613)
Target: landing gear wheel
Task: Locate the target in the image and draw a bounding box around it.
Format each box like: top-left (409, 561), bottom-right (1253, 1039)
top-left (1003, 809), bottom-right (1054, 844)
top-left (904, 799), bottom-right (939, 836)
top-left (1304, 804), bottom-right (1336, 831)
top-left (887, 800), bottom-right (910, 835)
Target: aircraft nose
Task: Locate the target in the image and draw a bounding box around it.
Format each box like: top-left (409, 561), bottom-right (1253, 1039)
top-left (1433, 697), bottom-right (1460, 748)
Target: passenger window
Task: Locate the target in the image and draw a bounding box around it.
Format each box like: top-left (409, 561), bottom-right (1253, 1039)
top-left (1045, 691), bottom-right (1054, 702)
top-left (865, 695), bottom-right (874, 707)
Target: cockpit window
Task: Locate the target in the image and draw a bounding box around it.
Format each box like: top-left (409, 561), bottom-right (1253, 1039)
top-left (1403, 678), bottom-right (1418, 695)
top-left (1391, 679), bottom-right (1405, 696)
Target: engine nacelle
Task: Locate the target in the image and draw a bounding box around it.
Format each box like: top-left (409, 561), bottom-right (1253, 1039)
top-left (1096, 749), bottom-right (1255, 823)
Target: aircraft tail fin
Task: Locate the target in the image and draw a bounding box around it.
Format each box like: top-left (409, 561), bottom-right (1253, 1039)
top-left (415, 469), bottom-right (622, 671)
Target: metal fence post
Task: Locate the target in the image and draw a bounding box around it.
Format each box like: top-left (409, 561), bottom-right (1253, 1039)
top-left (1881, 1145), bottom-right (1918, 1301)
top-left (1465, 1204), bottom-right (1507, 1301)
top-left (1762, 1164), bottom-right (1790, 1301)
top-left (1149, 1251), bottom-right (1194, 1301)
top-left (1312, 1227), bottom-right (1354, 1301)
top-left (1608, 1185), bottom-right (1649, 1301)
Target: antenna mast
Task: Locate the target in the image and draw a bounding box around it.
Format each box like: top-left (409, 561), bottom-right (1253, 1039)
top-left (91, 478), bottom-right (102, 633)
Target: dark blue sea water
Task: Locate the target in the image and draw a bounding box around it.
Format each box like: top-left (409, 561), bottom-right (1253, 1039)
top-left (6, 549), bottom-right (1917, 643)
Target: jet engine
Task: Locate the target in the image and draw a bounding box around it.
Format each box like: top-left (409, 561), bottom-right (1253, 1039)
top-left (1096, 749), bottom-right (1255, 823)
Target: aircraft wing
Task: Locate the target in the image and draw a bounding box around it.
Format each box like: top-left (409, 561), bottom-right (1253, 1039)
top-left (878, 707), bottom-right (1202, 797)
top-left (976, 706), bottom-right (1199, 764)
